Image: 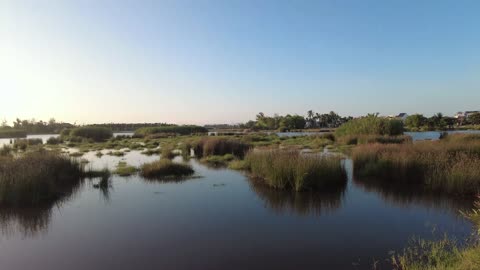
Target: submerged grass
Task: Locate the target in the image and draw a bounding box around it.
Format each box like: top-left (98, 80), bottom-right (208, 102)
top-left (352, 134), bottom-right (480, 195)
top-left (140, 159), bottom-right (194, 179)
top-left (243, 150), bottom-right (346, 191)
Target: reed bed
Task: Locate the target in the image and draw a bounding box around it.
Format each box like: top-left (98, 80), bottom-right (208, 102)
top-left (140, 159), bottom-right (194, 179)
top-left (244, 150), bottom-right (346, 191)
top-left (352, 135), bottom-right (480, 195)
top-left (0, 151), bottom-right (84, 206)
top-left (194, 137), bottom-right (251, 158)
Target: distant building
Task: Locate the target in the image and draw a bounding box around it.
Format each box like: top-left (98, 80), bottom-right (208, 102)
top-left (465, 111), bottom-right (480, 119)
top-left (454, 112), bottom-right (465, 119)
top-left (396, 113), bottom-right (408, 122)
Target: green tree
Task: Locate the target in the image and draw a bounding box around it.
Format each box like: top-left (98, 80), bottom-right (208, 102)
top-left (405, 114), bottom-right (426, 129)
top-left (469, 113), bottom-right (480, 125)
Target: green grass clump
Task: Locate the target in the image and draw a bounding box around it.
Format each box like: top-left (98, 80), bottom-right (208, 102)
top-left (0, 128), bottom-right (27, 138)
top-left (337, 134), bottom-right (412, 145)
top-left (201, 154), bottom-right (235, 166)
top-left (352, 135), bottom-right (480, 195)
top-left (161, 145), bottom-right (177, 159)
top-left (243, 150), bottom-right (346, 191)
top-left (134, 125), bottom-right (208, 137)
top-left (0, 150), bottom-right (84, 206)
top-left (194, 137), bottom-right (251, 158)
top-left (140, 159), bottom-right (194, 179)
top-left (68, 126), bottom-right (113, 142)
top-left (336, 114), bottom-right (404, 137)
top-left (107, 151), bottom-right (125, 157)
top-left (228, 160), bottom-right (248, 170)
top-left (114, 161), bottom-right (138, 176)
top-left (391, 236), bottom-right (480, 270)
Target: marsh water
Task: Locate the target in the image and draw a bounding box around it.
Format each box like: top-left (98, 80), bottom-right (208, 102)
top-left (0, 151), bottom-right (476, 269)
top-left (0, 131), bottom-right (478, 269)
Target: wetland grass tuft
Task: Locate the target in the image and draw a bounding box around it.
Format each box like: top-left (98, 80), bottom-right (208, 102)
top-left (243, 150), bottom-right (346, 191)
top-left (140, 159), bottom-right (194, 179)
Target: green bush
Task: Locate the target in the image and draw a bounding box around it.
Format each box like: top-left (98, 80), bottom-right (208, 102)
top-left (336, 115), bottom-right (404, 137)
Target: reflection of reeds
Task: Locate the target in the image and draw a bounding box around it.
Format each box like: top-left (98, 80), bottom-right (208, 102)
top-left (352, 135), bottom-right (480, 196)
top-left (0, 206), bottom-right (52, 237)
top-left (353, 177), bottom-right (474, 214)
top-left (244, 150), bottom-right (346, 191)
top-left (249, 178), bottom-right (346, 216)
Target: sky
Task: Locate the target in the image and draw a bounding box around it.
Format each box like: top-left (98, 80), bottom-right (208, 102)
top-left (1, 0), bottom-right (479, 125)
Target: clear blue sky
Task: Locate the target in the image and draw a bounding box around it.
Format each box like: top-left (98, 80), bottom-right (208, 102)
top-left (1, 0), bottom-right (479, 124)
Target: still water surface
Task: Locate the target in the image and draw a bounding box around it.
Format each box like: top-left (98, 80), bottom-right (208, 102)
top-left (0, 149), bottom-right (475, 269)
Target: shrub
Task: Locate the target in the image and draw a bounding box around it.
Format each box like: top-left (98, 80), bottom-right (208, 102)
top-left (140, 159), bottom-right (194, 179)
top-left (69, 126), bottom-right (113, 142)
top-left (336, 115), bottom-right (404, 137)
top-left (243, 150), bottom-right (346, 191)
top-left (194, 137), bottom-right (251, 158)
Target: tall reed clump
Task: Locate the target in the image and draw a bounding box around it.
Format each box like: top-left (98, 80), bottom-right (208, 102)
top-left (140, 159), bottom-right (194, 179)
top-left (0, 150), bottom-right (84, 206)
top-left (352, 135), bottom-right (480, 195)
top-left (68, 126), bottom-right (113, 142)
top-left (194, 137), bottom-right (251, 158)
top-left (243, 150), bottom-right (346, 191)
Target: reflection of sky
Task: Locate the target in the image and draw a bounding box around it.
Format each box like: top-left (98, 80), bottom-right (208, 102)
top-left (2, 1), bottom-right (480, 124)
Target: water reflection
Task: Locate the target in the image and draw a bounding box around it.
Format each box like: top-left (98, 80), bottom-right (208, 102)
top-left (249, 179), bottom-right (346, 216)
top-left (0, 178), bottom-right (84, 237)
top-left (0, 206), bottom-right (52, 237)
top-left (353, 177), bottom-right (474, 213)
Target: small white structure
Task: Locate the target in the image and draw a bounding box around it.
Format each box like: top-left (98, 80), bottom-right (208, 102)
top-left (396, 113), bottom-right (408, 122)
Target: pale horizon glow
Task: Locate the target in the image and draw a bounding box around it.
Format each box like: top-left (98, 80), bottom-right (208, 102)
top-left (1, 1), bottom-right (479, 125)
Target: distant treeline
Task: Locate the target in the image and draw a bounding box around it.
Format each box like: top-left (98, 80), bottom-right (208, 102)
top-left (1, 118), bottom-right (74, 135)
top-left (405, 113), bottom-right (480, 131)
top-left (240, 111), bottom-right (353, 131)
